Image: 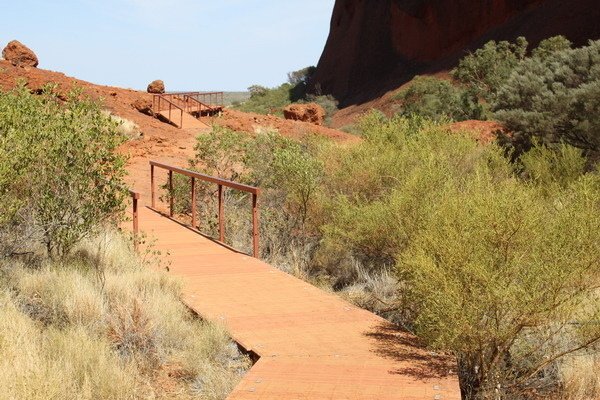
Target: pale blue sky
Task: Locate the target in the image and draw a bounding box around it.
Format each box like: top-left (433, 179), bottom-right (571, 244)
top-left (1, 0), bottom-right (335, 91)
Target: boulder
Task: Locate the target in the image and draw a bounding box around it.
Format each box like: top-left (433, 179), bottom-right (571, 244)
top-left (2, 40), bottom-right (38, 67)
top-left (131, 98), bottom-right (154, 116)
top-left (283, 103), bottom-right (325, 125)
top-left (147, 80), bottom-right (165, 94)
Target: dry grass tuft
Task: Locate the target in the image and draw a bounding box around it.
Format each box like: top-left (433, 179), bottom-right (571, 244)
top-left (102, 110), bottom-right (143, 139)
top-left (0, 229), bottom-right (249, 399)
top-left (560, 353), bottom-right (600, 400)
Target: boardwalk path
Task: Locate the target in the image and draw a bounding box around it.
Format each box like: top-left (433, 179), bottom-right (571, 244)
top-left (134, 201), bottom-right (460, 399)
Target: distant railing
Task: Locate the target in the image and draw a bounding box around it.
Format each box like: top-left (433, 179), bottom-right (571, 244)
top-left (150, 161), bottom-right (260, 258)
top-left (152, 94), bottom-right (185, 128)
top-left (168, 91), bottom-right (224, 108)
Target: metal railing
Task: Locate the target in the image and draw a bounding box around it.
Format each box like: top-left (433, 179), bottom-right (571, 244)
top-left (152, 95), bottom-right (185, 128)
top-left (149, 161), bottom-right (260, 258)
top-left (183, 95), bottom-right (211, 114)
top-left (129, 189), bottom-right (141, 251)
top-left (168, 91), bottom-right (224, 108)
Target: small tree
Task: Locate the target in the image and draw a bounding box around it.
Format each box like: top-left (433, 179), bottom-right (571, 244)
top-left (0, 85), bottom-right (127, 257)
top-left (399, 173), bottom-right (600, 398)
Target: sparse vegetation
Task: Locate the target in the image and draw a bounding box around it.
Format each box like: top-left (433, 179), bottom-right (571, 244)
top-left (103, 110), bottom-right (143, 139)
top-left (0, 230), bottom-right (249, 400)
top-left (0, 86), bottom-right (250, 399)
top-left (395, 37), bottom-right (600, 163)
top-left (180, 111), bottom-right (600, 399)
top-left (234, 66), bottom-right (338, 126)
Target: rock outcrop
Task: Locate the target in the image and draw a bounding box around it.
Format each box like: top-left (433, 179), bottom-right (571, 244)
top-left (2, 40), bottom-right (38, 68)
top-left (131, 98), bottom-right (154, 116)
top-left (283, 103), bottom-right (325, 125)
top-left (310, 0), bottom-right (600, 106)
top-left (147, 80), bottom-right (165, 94)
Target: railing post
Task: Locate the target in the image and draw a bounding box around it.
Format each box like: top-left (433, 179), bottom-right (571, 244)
top-left (151, 164), bottom-right (156, 208)
top-left (132, 193), bottom-right (139, 251)
top-left (252, 193), bottom-right (259, 258)
top-left (191, 177), bottom-right (197, 228)
top-left (180, 109), bottom-right (183, 129)
top-left (218, 184), bottom-right (224, 242)
top-left (169, 170), bottom-right (174, 217)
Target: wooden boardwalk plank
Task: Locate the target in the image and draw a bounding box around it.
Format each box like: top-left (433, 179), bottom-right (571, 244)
top-left (135, 205), bottom-right (461, 399)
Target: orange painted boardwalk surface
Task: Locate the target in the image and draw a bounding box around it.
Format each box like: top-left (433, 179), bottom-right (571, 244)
top-left (134, 204), bottom-right (461, 400)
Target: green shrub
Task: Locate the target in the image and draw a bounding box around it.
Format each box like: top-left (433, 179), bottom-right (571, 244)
top-left (316, 113), bottom-right (510, 283)
top-left (493, 40), bottom-right (600, 154)
top-left (288, 66), bottom-right (316, 101)
top-left (395, 76), bottom-right (483, 121)
top-left (0, 84), bottom-right (127, 257)
top-left (236, 83), bottom-right (293, 116)
top-left (518, 142), bottom-right (587, 190)
top-left (235, 66), bottom-right (333, 120)
top-left (452, 37), bottom-right (528, 100)
top-left (399, 173), bottom-right (600, 399)
top-left (531, 35), bottom-right (573, 61)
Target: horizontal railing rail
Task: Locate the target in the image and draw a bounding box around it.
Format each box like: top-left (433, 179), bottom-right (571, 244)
top-left (182, 95), bottom-right (207, 114)
top-left (168, 91), bottom-right (224, 108)
top-left (152, 94), bottom-right (185, 128)
top-left (149, 161), bottom-right (260, 258)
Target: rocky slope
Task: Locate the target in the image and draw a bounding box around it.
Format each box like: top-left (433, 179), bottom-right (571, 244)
top-left (310, 0), bottom-right (600, 107)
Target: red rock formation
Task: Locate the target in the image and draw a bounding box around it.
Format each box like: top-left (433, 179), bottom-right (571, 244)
top-left (147, 80), bottom-right (165, 94)
top-left (283, 103), bottom-right (325, 125)
top-left (2, 40), bottom-right (38, 68)
top-left (311, 0), bottom-right (600, 106)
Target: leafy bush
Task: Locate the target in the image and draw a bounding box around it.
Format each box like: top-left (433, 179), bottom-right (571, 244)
top-left (235, 83), bottom-right (293, 116)
top-left (531, 35), bottom-right (573, 61)
top-left (395, 76), bottom-right (483, 121)
top-left (0, 84), bottom-right (127, 257)
top-left (493, 39), bottom-right (600, 154)
top-left (400, 173), bottom-right (600, 399)
top-left (288, 66), bottom-right (316, 101)
top-left (235, 66), bottom-right (335, 123)
top-left (518, 142), bottom-right (587, 190)
top-left (452, 37), bottom-right (528, 100)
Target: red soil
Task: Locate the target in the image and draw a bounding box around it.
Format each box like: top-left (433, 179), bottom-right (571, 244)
top-left (215, 109), bottom-right (359, 143)
top-left (445, 120), bottom-right (504, 144)
top-left (0, 61), bottom-right (357, 187)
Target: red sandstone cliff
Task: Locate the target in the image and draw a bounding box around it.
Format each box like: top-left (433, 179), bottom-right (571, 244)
top-left (311, 0), bottom-right (600, 106)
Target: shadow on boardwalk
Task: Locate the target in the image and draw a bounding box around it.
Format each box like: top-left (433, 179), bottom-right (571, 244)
top-left (366, 322), bottom-right (457, 380)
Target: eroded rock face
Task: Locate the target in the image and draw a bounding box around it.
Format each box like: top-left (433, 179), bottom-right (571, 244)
top-left (2, 40), bottom-right (38, 67)
top-left (131, 98), bottom-right (154, 116)
top-left (147, 80), bottom-right (165, 94)
top-left (310, 0), bottom-right (600, 106)
top-left (283, 103), bottom-right (325, 125)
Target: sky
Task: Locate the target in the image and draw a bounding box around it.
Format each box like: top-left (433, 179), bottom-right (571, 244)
top-left (1, 0), bottom-right (336, 91)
